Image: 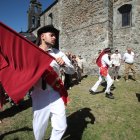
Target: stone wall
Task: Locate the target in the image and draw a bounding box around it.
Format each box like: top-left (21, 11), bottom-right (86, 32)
top-left (59, 0), bottom-right (113, 75)
top-left (32, 0), bottom-right (140, 75)
top-left (33, 0), bottom-right (113, 75)
top-left (113, 0), bottom-right (140, 74)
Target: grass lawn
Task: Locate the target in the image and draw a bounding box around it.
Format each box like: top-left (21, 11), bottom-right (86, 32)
top-left (0, 75), bottom-right (140, 140)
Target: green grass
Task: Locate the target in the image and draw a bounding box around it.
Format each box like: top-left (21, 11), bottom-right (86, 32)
top-left (0, 75), bottom-right (140, 140)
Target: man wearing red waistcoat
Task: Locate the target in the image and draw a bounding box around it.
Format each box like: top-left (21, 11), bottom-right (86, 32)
top-left (89, 48), bottom-right (114, 99)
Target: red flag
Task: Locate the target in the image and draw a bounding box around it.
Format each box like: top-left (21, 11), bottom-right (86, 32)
top-left (96, 51), bottom-right (105, 67)
top-left (0, 22), bottom-right (68, 107)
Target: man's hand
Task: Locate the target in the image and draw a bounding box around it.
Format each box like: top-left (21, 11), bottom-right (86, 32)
top-left (55, 57), bottom-right (65, 66)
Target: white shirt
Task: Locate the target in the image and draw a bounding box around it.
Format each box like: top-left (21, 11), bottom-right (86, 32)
top-left (123, 52), bottom-right (134, 64)
top-left (101, 54), bottom-right (112, 67)
top-left (111, 53), bottom-right (121, 66)
top-left (34, 48), bottom-right (75, 90)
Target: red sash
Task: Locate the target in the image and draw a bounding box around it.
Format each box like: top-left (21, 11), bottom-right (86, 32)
top-left (99, 66), bottom-right (108, 77)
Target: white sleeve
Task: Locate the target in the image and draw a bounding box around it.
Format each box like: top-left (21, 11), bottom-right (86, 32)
top-left (61, 53), bottom-right (75, 75)
top-left (119, 54), bottom-right (122, 59)
top-left (123, 54), bottom-right (126, 61)
top-left (102, 54), bottom-right (112, 66)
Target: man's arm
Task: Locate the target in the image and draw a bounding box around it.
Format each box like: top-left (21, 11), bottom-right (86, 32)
top-left (61, 54), bottom-right (75, 75)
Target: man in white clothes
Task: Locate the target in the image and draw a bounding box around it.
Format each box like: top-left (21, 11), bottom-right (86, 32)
top-left (123, 48), bottom-right (136, 81)
top-left (111, 49), bottom-right (122, 81)
top-left (89, 48), bottom-right (114, 99)
top-left (31, 25), bottom-right (75, 140)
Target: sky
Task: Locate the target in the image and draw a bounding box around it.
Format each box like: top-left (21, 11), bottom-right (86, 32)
top-left (0, 0), bottom-right (56, 32)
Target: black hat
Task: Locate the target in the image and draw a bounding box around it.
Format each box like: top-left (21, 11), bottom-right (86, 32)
top-left (104, 47), bottom-right (111, 53)
top-left (37, 25), bottom-right (59, 37)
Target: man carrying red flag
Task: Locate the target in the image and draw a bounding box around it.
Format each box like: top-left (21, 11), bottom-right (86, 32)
top-left (0, 22), bottom-right (74, 139)
top-left (0, 22), bottom-right (55, 105)
top-left (89, 48), bottom-right (114, 99)
top-left (31, 25), bottom-right (75, 140)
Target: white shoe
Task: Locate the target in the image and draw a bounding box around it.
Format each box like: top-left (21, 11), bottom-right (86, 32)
top-left (116, 79), bottom-right (119, 81)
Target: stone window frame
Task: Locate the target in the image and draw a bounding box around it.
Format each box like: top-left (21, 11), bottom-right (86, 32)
top-left (118, 4), bottom-right (132, 28)
top-left (48, 13), bottom-right (53, 25)
top-left (37, 17), bottom-right (40, 27)
top-left (34, 6), bottom-right (38, 13)
top-left (31, 16), bottom-right (36, 28)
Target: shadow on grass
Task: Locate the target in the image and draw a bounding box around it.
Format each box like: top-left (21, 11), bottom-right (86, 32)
top-left (63, 107), bottom-right (95, 140)
top-left (136, 93), bottom-right (140, 102)
top-left (0, 98), bottom-right (32, 120)
top-left (0, 126), bottom-right (32, 140)
top-left (70, 75), bottom-right (88, 89)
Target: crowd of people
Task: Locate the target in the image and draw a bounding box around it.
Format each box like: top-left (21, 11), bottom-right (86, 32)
top-left (3, 47), bottom-right (137, 104)
top-left (59, 52), bottom-right (84, 90)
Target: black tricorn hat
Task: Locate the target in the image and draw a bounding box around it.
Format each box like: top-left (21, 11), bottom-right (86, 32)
top-left (37, 25), bottom-right (59, 37)
top-left (104, 47), bottom-right (112, 53)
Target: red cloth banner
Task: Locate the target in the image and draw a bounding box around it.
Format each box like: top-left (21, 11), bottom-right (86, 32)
top-left (0, 22), bottom-right (68, 107)
top-left (96, 50), bottom-right (105, 67)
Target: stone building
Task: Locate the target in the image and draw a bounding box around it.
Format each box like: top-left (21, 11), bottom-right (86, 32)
top-left (19, 0), bottom-right (42, 43)
top-left (27, 0), bottom-right (42, 32)
top-left (29, 0), bottom-right (140, 75)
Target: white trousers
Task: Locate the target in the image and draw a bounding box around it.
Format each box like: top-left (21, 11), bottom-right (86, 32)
top-left (91, 73), bottom-right (114, 93)
top-left (31, 88), bottom-right (67, 140)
